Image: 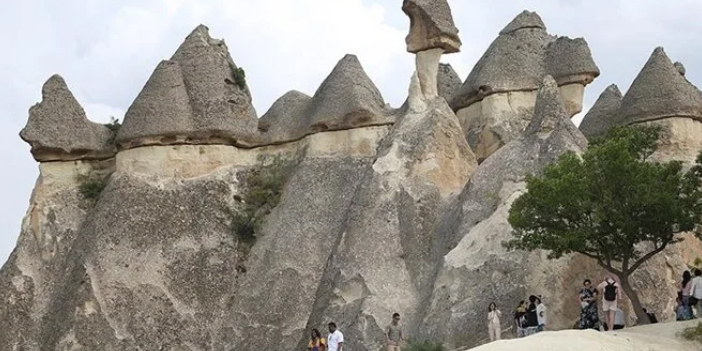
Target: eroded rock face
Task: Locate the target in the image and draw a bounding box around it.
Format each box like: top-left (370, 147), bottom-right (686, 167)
top-left (117, 25), bottom-right (259, 149)
top-left (402, 0), bottom-right (461, 54)
top-left (578, 84), bottom-right (623, 140)
top-left (450, 11), bottom-right (599, 162)
top-left (438, 63), bottom-right (462, 103)
top-left (19, 75), bottom-right (115, 162)
top-left (417, 76), bottom-right (588, 348)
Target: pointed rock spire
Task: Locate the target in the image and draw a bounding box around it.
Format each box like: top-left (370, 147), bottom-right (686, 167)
top-left (304, 54), bottom-right (391, 132)
top-left (402, 0), bottom-right (461, 53)
top-left (525, 75), bottom-right (570, 135)
top-left (618, 47), bottom-right (702, 125)
top-left (545, 37), bottom-right (600, 86)
top-left (20, 75), bottom-right (114, 161)
top-left (258, 90), bottom-right (311, 143)
top-left (499, 10), bottom-right (546, 34)
top-left (117, 60), bottom-right (195, 147)
top-left (579, 84), bottom-right (623, 140)
top-left (437, 63), bottom-right (462, 103)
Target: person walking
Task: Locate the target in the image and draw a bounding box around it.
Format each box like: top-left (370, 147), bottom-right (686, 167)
top-left (690, 269), bottom-right (702, 317)
top-left (386, 313), bottom-right (404, 351)
top-left (578, 279), bottom-right (600, 330)
top-left (536, 296), bottom-right (547, 332)
top-left (680, 270), bottom-right (694, 320)
top-left (327, 322), bottom-right (344, 351)
top-left (308, 328), bottom-right (327, 351)
top-left (487, 302), bottom-right (502, 341)
top-left (597, 275), bottom-right (622, 332)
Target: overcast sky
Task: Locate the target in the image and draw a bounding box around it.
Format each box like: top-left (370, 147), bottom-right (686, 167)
top-left (1, 0), bottom-right (701, 266)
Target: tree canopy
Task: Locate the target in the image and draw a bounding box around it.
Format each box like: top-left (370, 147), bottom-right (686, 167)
top-left (505, 125), bottom-right (702, 323)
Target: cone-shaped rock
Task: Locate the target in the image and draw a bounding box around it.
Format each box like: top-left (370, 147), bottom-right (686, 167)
top-left (116, 60), bottom-right (195, 147)
top-left (169, 24), bottom-right (259, 144)
top-left (20, 75), bottom-right (114, 161)
top-left (417, 76), bottom-right (587, 348)
top-left (402, 0), bottom-right (461, 53)
top-left (499, 9), bottom-right (546, 34)
top-left (257, 90), bottom-right (311, 143)
top-left (304, 54), bottom-right (392, 132)
top-left (618, 47), bottom-right (702, 124)
top-left (437, 63), bottom-right (462, 103)
top-left (545, 37), bottom-right (600, 86)
top-left (579, 84), bottom-right (623, 140)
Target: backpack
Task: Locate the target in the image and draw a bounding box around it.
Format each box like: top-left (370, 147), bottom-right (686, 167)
top-left (604, 281), bottom-right (617, 301)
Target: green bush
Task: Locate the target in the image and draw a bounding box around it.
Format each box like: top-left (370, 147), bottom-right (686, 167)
top-left (681, 322), bottom-right (702, 344)
top-left (233, 67), bottom-right (246, 90)
top-left (231, 156), bottom-right (294, 243)
top-left (104, 116), bottom-right (121, 144)
top-left (403, 341), bottom-right (446, 351)
top-left (79, 178), bottom-right (107, 200)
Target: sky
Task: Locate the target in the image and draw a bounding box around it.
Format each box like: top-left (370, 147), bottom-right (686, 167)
top-left (1, 0), bottom-right (701, 266)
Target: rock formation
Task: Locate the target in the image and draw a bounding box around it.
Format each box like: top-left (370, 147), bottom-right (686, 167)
top-left (19, 75), bottom-right (115, 161)
top-left (117, 25), bottom-right (259, 149)
top-left (3, 4), bottom-right (702, 351)
top-left (450, 11), bottom-right (599, 162)
top-left (578, 84), bottom-right (623, 140)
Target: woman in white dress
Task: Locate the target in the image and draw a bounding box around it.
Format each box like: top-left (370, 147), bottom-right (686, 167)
top-left (487, 302), bottom-right (502, 341)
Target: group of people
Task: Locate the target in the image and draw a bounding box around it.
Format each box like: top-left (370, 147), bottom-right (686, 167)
top-left (307, 313), bottom-right (405, 351)
top-left (676, 268), bottom-right (702, 320)
top-left (485, 295), bottom-right (547, 342)
top-left (577, 275), bottom-right (627, 331)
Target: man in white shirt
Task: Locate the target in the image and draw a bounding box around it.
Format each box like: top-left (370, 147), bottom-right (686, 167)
top-left (536, 296), bottom-right (547, 332)
top-left (328, 322), bottom-right (344, 351)
top-left (690, 269), bottom-right (702, 317)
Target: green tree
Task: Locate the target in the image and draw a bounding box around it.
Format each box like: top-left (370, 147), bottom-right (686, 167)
top-left (505, 125), bottom-right (702, 324)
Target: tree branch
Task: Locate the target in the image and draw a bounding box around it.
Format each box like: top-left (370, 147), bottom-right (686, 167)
top-left (629, 242), bottom-right (668, 272)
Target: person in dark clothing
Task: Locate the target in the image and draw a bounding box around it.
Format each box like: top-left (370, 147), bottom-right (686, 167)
top-left (524, 295), bottom-right (539, 336)
top-left (514, 300), bottom-right (527, 338)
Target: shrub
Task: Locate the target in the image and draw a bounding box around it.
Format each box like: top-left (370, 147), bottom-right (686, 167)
top-left (230, 156), bottom-right (294, 243)
top-left (79, 178), bottom-right (108, 200)
top-left (403, 341), bottom-right (446, 351)
top-left (104, 116), bottom-right (121, 144)
top-left (233, 67), bottom-right (247, 89)
top-left (681, 322), bottom-right (702, 344)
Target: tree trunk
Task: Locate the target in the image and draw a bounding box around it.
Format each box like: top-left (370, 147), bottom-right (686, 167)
top-left (617, 273), bottom-right (650, 325)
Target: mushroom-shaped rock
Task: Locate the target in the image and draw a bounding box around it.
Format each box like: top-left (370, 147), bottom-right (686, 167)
top-left (169, 24), bottom-right (258, 144)
top-left (437, 63), bottom-right (462, 103)
top-left (402, 0), bottom-right (461, 54)
top-left (304, 54), bottom-right (392, 132)
top-left (617, 47), bottom-right (702, 125)
top-left (579, 84), bottom-right (623, 140)
top-left (450, 11), bottom-right (552, 110)
top-left (20, 75), bottom-right (114, 162)
top-left (258, 90), bottom-right (311, 143)
top-left (545, 37), bottom-right (600, 86)
top-left (117, 60), bottom-right (195, 148)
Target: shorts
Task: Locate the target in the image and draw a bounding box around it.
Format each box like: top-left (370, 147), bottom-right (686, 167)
top-left (602, 299), bottom-right (617, 312)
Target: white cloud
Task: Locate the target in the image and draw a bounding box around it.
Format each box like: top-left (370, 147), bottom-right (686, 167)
top-left (0, 0), bottom-right (701, 264)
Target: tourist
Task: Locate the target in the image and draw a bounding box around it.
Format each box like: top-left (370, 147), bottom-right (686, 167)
top-left (536, 295), bottom-right (547, 332)
top-left (308, 328), bottom-right (327, 351)
top-left (524, 295), bottom-right (539, 336)
top-left (327, 322), bottom-right (344, 351)
top-left (604, 307), bottom-right (625, 330)
top-left (597, 275), bottom-right (621, 332)
top-left (676, 296), bottom-right (687, 321)
top-left (679, 270), bottom-right (693, 320)
top-left (386, 313), bottom-right (404, 350)
top-left (578, 279), bottom-right (600, 330)
top-left (690, 269), bottom-right (702, 317)
top-left (487, 302), bottom-right (502, 341)
top-left (514, 300), bottom-right (527, 337)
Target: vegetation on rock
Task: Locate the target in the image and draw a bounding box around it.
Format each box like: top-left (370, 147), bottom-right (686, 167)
top-left (104, 116), bottom-right (121, 144)
top-left (681, 322), bottom-right (702, 344)
top-left (231, 155), bottom-right (294, 243)
top-left (505, 125), bottom-right (702, 325)
top-left (403, 340), bottom-right (446, 351)
top-left (233, 67), bottom-right (247, 90)
top-left (78, 178), bottom-right (108, 200)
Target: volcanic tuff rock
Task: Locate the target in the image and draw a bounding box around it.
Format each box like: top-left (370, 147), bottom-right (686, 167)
top-left (578, 84), bottom-right (623, 140)
top-left (19, 75), bottom-right (115, 162)
top-left (257, 90), bottom-right (312, 142)
top-left (449, 11), bottom-right (599, 163)
top-left (117, 25), bottom-right (259, 149)
top-left (402, 0), bottom-right (461, 54)
top-left (437, 63), bottom-right (462, 103)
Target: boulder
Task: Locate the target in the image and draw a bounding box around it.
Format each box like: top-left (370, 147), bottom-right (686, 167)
top-left (578, 84), bottom-right (623, 140)
top-left (402, 0), bottom-right (461, 54)
top-left (19, 75), bottom-right (115, 162)
top-left (449, 10), bottom-right (599, 163)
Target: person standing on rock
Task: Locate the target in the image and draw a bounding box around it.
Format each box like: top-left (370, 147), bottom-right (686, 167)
top-left (514, 300), bottom-right (527, 337)
top-left (308, 328), bottom-right (327, 351)
top-left (327, 322), bottom-right (344, 351)
top-left (536, 296), bottom-right (547, 332)
top-left (386, 313), bottom-right (404, 350)
top-left (597, 275), bottom-right (621, 332)
top-left (578, 279), bottom-right (600, 330)
top-left (690, 269), bottom-right (702, 317)
top-left (524, 295), bottom-right (539, 336)
top-left (679, 270), bottom-right (694, 320)
top-left (487, 302), bottom-right (502, 341)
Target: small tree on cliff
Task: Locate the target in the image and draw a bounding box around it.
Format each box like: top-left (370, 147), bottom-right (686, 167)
top-left (505, 125), bottom-right (702, 324)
